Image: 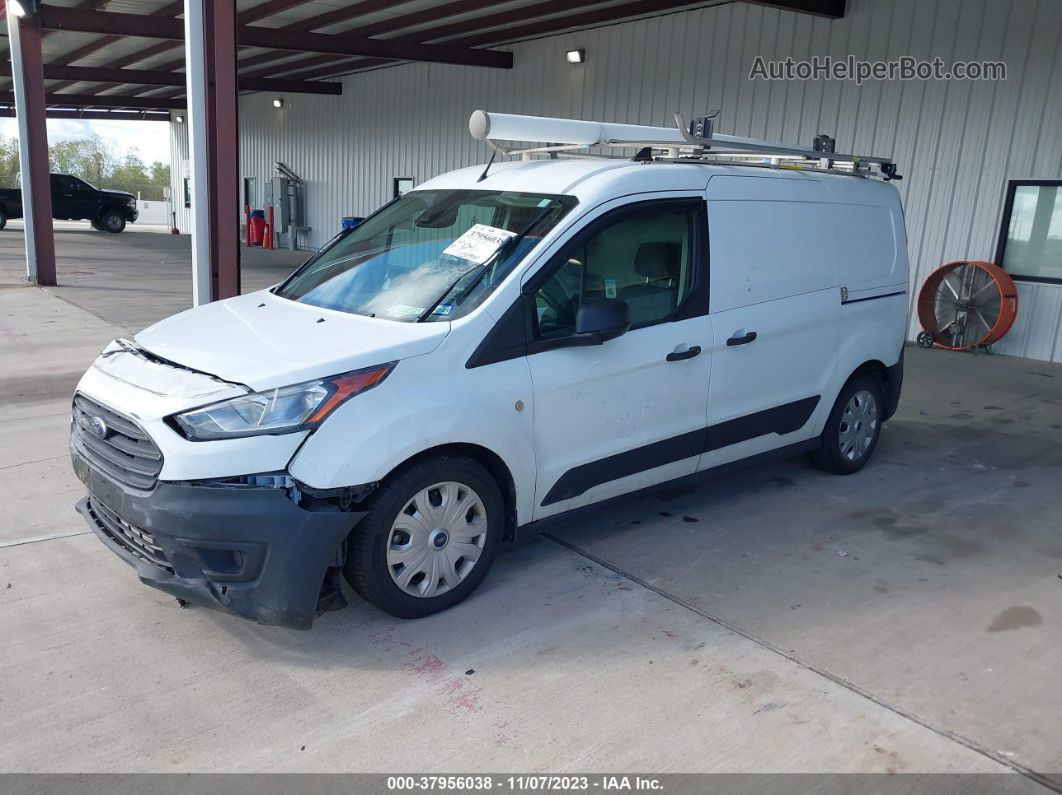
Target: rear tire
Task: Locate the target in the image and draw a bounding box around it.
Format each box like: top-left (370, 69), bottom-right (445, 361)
top-left (809, 375), bottom-right (884, 475)
top-left (0, 208), bottom-right (7, 231)
top-left (344, 454), bottom-right (504, 618)
top-left (100, 210), bottom-right (126, 233)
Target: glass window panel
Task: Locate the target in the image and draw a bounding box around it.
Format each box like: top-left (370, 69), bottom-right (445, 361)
top-left (533, 205), bottom-right (695, 337)
top-left (1000, 183), bottom-right (1062, 281)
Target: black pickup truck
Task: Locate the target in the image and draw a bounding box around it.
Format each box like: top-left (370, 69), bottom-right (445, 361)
top-left (0, 173), bottom-right (139, 233)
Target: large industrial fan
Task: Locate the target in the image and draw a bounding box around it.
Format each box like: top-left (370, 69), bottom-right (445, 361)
top-left (916, 260), bottom-right (1019, 351)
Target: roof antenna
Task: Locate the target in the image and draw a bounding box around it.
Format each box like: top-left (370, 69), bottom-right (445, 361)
top-left (477, 145), bottom-right (499, 182)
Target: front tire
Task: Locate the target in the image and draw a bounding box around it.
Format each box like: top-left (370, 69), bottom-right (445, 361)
top-left (100, 210), bottom-right (126, 233)
top-left (809, 375), bottom-right (884, 475)
top-left (344, 454), bottom-right (504, 618)
top-left (90, 219), bottom-right (103, 231)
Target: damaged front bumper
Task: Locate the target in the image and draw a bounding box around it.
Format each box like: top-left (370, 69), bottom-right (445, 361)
top-left (72, 449), bottom-right (367, 629)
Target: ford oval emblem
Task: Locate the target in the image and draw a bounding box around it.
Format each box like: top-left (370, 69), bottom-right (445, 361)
top-left (88, 416), bottom-right (110, 439)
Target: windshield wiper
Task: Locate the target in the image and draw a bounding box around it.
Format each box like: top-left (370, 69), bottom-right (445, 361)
top-left (416, 264), bottom-right (485, 322)
top-left (417, 200), bottom-right (561, 322)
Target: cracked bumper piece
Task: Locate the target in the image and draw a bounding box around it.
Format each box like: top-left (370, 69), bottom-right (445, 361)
top-left (72, 450), bottom-right (366, 629)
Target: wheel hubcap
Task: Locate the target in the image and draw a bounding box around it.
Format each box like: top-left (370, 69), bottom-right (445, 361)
top-left (838, 389), bottom-right (878, 462)
top-left (386, 481), bottom-right (487, 598)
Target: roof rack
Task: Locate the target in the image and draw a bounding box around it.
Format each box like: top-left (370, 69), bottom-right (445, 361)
top-left (468, 110), bottom-right (902, 181)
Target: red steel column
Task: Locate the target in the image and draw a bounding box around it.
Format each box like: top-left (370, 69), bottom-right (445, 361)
top-left (184, 0), bottom-right (240, 303)
top-left (7, 6), bottom-right (56, 286)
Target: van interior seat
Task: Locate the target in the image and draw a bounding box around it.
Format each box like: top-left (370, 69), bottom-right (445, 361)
top-left (620, 242), bottom-right (682, 324)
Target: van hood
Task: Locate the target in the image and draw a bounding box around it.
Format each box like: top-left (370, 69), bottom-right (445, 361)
top-left (134, 290), bottom-right (450, 391)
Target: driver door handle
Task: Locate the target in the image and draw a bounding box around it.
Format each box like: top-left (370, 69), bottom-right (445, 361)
top-left (666, 345), bottom-right (701, 362)
top-left (726, 331), bottom-right (758, 347)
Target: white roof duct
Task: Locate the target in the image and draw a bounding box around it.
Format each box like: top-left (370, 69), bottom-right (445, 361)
top-left (468, 109), bottom-right (686, 147)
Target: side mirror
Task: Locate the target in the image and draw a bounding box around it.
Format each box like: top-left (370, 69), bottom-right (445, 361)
top-left (575, 298), bottom-right (630, 343)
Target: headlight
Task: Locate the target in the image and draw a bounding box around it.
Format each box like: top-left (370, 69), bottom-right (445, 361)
top-left (171, 362), bottom-right (394, 441)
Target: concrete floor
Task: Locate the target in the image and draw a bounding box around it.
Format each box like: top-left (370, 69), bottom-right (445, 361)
top-left (0, 228), bottom-right (1060, 784)
top-left (0, 220), bottom-right (307, 333)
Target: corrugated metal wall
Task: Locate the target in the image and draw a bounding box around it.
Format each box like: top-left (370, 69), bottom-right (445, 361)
top-left (168, 111), bottom-right (190, 232)
top-left (171, 0), bottom-right (1062, 362)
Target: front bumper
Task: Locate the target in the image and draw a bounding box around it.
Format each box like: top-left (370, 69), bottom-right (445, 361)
top-left (72, 449), bottom-right (366, 629)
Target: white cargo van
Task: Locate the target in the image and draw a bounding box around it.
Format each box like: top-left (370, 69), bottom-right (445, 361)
top-left (70, 112), bottom-right (908, 628)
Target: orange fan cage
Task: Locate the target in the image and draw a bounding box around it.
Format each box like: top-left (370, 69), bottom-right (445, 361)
top-left (916, 260), bottom-right (1019, 351)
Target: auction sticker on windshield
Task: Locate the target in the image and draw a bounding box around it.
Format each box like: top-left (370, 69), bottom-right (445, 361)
top-left (443, 224), bottom-right (517, 265)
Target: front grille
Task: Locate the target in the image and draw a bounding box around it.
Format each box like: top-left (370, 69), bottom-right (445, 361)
top-left (72, 394), bottom-right (163, 491)
top-left (85, 497), bottom-right (172, 571)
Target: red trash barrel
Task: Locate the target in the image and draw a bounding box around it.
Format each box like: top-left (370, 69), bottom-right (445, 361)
top-left (249, 209), bottom-right (266, 246)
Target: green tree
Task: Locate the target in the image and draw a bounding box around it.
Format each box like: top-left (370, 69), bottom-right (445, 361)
top-left (0, 133), bottom-right (170, 200)
top-left (0, 133), bottom-right (172, 198)
top-left (0, 135), bottom-right (20, 188)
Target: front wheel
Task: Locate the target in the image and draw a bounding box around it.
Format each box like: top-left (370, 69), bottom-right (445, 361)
top-left (809, 375), bottom-right (884, 475)
top-left (100, 210), bottom-right (126, 233)
top-left (344, 454), bottom-right (504, 618)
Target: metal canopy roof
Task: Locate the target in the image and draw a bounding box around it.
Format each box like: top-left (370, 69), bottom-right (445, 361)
top-left (0, 0), bottom-right (845, 118)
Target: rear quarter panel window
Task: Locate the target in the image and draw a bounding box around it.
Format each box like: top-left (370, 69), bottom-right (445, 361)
top-left (708, 199), bottom-right (838, 312)
top-left (832, 204), bottom-right (901, 291)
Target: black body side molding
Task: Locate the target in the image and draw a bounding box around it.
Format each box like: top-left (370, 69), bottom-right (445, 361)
top-left (541, 395), bottom-right (820, 506)
top-left (841, 289), bottom-right (906, 305)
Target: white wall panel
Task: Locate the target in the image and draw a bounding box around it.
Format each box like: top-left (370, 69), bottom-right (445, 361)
top-left (170, 0), bottom-right (1062, 361)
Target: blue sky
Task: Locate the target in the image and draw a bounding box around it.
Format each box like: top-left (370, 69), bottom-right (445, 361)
top-left (0, 117), bottom-right (171, 166)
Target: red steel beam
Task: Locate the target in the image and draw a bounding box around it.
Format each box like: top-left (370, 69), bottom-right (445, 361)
top-left (233, 0), bottom-right (502, 77)
top-left (36, 6), bottom-right (513, 68)
top-left (42, 0), bottom-right (184, 93)
top-left (206, 0), bottom-right (241, 300)
top-left (266, 0), bottom-right (713, 82)
top-left (0, 91), bottom-right (185, 109)
top-left (6, 12), bottom-right (56, 286)
top-left (0, 106), bottom-right (172, 120)
top-left (139, 0), bottom-right (404, 78)
top-left (746, 0), bottom-right (845, 18)
top-left (183, 0), bottom-right (241, 301)
top-left (0, 0), bottom-right (112, 90)
top-left (0, 62), bottom-right (342, 94)
top-left (48, 0), bottom-right (317, 96)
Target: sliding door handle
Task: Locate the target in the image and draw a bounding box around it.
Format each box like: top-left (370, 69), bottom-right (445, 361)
top-left (726, 331), bottom-right (758, 347)
top-left (666, 345), bottom-right (701, 362)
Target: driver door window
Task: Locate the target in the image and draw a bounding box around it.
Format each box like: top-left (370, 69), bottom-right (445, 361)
top-left (533, 203), bottom-right (697, 337)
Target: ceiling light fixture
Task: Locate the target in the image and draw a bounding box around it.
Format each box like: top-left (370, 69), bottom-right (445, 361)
top-left (272, 97), bottom-right (284, 109)
top-left (174, 114), bottom-right (185, 123)
top-left (8, 0), bottom-right (27, 17)
top-left (566, 49), bottom-right (585, 64)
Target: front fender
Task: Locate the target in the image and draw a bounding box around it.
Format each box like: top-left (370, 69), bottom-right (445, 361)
top-left (288, 352), bottom-right (537, 525)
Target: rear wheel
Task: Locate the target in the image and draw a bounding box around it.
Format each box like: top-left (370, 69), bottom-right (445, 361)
top-left (809, 375), bottom-right (884, 475)
top-left (0, 208), bottom-right (7, 231)
top-left (100, 210), bottom-right (126, 233)
top-left (344, 454), bottom-right (503, 618)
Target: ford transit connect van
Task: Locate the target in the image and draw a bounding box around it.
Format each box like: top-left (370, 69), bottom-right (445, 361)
top-left (70, 113), bottom-right (908, 628)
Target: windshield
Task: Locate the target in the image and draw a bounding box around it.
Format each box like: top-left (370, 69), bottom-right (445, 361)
top-left (275, 189), bottom-right (577, 322)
